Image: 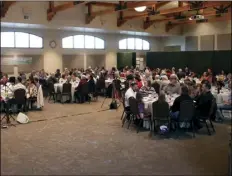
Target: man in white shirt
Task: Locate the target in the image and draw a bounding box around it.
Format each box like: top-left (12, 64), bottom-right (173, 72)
top-left (13, 77), bottom-right (27, 94)
top-left (124, 82), bottom-right (138, 121)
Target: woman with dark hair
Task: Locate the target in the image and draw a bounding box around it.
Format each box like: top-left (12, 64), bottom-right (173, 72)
top-left (88, 75), bottom-right (96, 94)
top-left (135, 76), bottom-right (143, 89)
top-left (59, 74), bottom-right (67, 84)
top-left (27, 79), bottom-right (38, 98)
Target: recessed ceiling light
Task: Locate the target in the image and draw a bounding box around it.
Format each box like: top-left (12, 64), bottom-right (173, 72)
top-left (134, 6), bottom-right (146, 12)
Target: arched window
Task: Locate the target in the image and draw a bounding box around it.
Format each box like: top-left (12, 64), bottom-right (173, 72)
top-left (62, 35), bottom-right (105, 49)
top-left (119, 38), bottom-right (150, 50)
top-left (1, 32), bottom-right (43, 48)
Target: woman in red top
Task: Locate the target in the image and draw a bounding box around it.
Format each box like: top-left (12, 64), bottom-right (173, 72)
top-left (135, 76), bottom-right (143, 89)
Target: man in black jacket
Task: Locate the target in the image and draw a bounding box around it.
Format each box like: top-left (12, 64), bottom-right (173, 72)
top-left (195, 81), bottom-right (214, 117)
top-left (177, 68), bottom-right (185, 80)
top-left (170, 86), bottom-right (193, 119)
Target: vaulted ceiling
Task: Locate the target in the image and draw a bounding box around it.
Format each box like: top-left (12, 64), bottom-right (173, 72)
top-left (1, 1), bottom-right (231, 32)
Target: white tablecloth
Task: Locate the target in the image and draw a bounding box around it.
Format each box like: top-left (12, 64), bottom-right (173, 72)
top-left (54, 82), bottom-right (79, 102)
top-left (211, 87), bottom-right (230, 104)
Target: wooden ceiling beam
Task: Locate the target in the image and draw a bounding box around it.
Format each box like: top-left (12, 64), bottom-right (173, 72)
top-left (117, 1), bottom-right (127, 27)
top-left (143, 6), bottom-right (231, 30)
top-left (86, 3), bottom-right (94, 24)
top-left (166, 13), bottom-right (231, 32)
top-left (86, 2), bottom-right (117, 8)
top-left (88, 1), bottom-right (159, 20)
top-left (47, 1), bottom-right (85, 21)
top-left (124, 1), bottom-right (230, 21)
top-left (150, 9), bottom-right (231, 24)
top-left (143, 1), bottom-right (171, 29)
top-left (1, 1), bottom-right (16, 18)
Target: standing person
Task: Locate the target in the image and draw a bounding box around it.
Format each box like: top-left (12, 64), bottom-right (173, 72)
top-left (177, 68), bottom-right (185, 80)
top-left (185, 66), bottom-right (190, 76)
top-left (55, 69), bottom-right (61, 79)
top-left (207, 68), bottom-right (213, 84)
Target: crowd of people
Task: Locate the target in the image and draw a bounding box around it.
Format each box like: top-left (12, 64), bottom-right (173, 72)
top-left (0, 66), bottom-right (231, 129)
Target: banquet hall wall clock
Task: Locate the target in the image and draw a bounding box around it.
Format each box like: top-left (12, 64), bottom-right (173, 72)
top-left (49, 40), bottom-right (57, 49)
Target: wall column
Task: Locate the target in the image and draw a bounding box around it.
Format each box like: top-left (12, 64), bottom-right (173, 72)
top-left (105, 52), bottom-right (117, 70)
top-left (198, 36), bottom-right (201, 51)
top-left (214, 34), bottom-right (218, 50)
top-left (43, 49), bottom-right (63, 74)
top-left (84, 54), bottom-right (87, 70)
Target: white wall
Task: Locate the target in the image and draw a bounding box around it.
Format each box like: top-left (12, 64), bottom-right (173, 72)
top-left (183, 20), bottom-right (231, 36)
top-left (162, 36), bottom-right (185, 51)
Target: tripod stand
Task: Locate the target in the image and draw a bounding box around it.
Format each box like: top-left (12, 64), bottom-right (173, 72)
top-left (101, 80), bottom-right (122, 108)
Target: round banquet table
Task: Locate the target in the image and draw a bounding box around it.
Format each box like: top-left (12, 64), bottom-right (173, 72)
top-left (54, 82), bottom-right (79, 102)
top-left (142, 93), bottom-right (179, 129)
top-left (211, 87), bottom-right (230, 104)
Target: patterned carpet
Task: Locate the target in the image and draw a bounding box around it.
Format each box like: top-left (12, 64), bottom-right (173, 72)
top-left (1, 98), bottom-right (231, 175)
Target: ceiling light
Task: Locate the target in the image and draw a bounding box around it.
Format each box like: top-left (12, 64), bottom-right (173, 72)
top-left (134, 6), bottom-right (146, 12)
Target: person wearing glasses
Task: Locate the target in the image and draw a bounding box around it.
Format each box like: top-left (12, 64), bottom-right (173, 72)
top-left (164, 74), bottom-right (181, 95)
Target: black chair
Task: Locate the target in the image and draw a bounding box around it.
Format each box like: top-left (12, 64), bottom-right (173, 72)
top-left (198, 98), bottom-right (216, 135)
top-left (27, 97), bottom-right (37, 110)
top-left (96, 78), bottom-right (105, 96)
top-left (152, 101), bottom-right (170, 135)
top-left (14, 89), bottom-right (27, 112)
top-left (127, 97), bottom-right (138, 130)
top-left (48, 82), bottom-right (56, 103)
top-left (178, 100), bottom-right (196, 137)
top-left (127, 97), bottom-right (151, 133)
top-left (88, 81), bottom-right (98, 102)
top-left (61, 83), bottom-right (72, 104)
top-left (79, 82), bottom-right (90, 103)
top-left (121, 94), bottom-right (130, 120)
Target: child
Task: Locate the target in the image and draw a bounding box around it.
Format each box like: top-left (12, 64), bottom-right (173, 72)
top-left (136, 92), bottom-right (144, 119)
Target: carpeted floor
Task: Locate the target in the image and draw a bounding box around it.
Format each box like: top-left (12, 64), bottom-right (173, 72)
top-left (1, 98), bottom-right (231, 175)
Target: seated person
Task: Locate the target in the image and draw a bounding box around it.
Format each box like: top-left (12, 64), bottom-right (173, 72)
top-left (160, 75), bottom-right (169, 91)
top-left (88, 75), bottom-right (96, 94)
top-left (136, 92), bottom-right (145, 119)
top-left (152, 92), bottom-right (169, 126)
top-left (13, 76), bottom-right (27, 93)
top-left (135, 76), bottom-right (143, 89)
top-left (27, 79), bottom-right (38, 98)
top-left (217, 82), bottom-right (232, 118)
top-left (164, 74), bottom-right (181, 95)
top-left (140, 80), bottom-right (155, 92)
top-left (195, 81), bottom-right (214, 118)
top-left (6, 77), bottom-right (15, 92)
top-left (34, 77), bottom-right (40, 90)
top-left (153, 75), bottom-right (161, 84)
top-left (124, 82), bottom-right (138, 120)
top-left (124, 74), bottom-right (134, 91)
top-left (170, 86), bottom-right (193, 119)
top-left (10, 76), bottom-right (27, 111)
top-left (59, 74), bottom-right (67, 84)
top-left (74, 75), bottom-right (87, 103)
top-left (71, 74), bottom-right (79, 84)
top-left (27, 79), bottom-right (38, 109)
